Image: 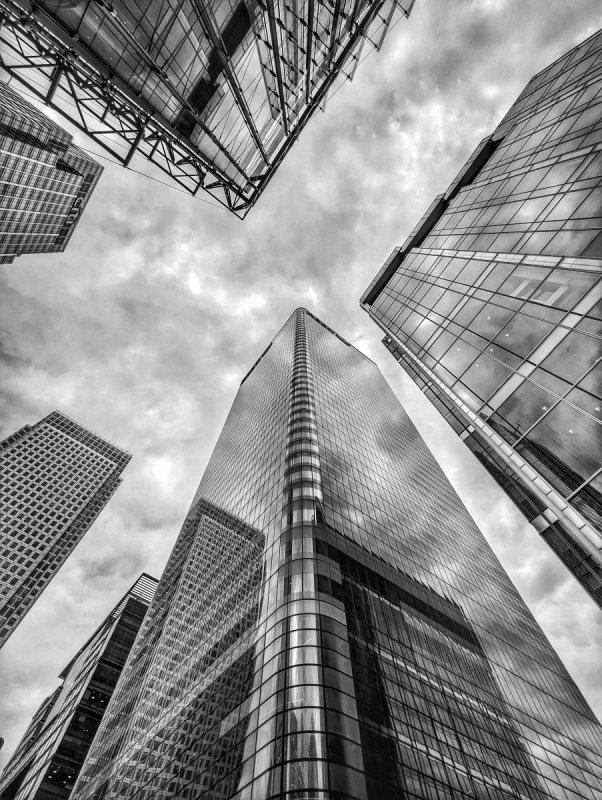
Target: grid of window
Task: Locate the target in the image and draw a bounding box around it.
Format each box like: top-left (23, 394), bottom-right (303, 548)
top-left (422, 29), bottom-right (602, 260)
top-left (0, 79), bottom-right (102, 263)
top-left (363, 28), bottom-right (602, 607)
top-left (0, 411), bottom-right (131, 646)
top-left (372, 249), bottom-right (601, 514)
top-left (75, 310), bottom-right (601, 800)
top-left (383, 336), bottom-right (602, 605)
top-left (0, 575), bottom-right (157, 800)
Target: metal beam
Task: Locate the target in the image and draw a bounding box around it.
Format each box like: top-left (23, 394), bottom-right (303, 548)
top-left (265, 0), bottom-right (290, 135)
top-left (194, 4), bottom-right (270, 165)
top-left (0, 0), bottom-right (253, 215)
top-left (304, 0), bottom-right (315, 104)
top-left (246, 0), bottom-right (392, 211)
top-left (90, 0), bottom-right (252, 182)
top-left (0, 0), bottom-right (408, 216)
top-left (123, 125), bottom-right (145, 168)
top-left (45, 62), bottom-right (63, 103)
top-left (373, 0), bottom-right (396, 51)
top-left (326, 0), bottom-right (344, 67)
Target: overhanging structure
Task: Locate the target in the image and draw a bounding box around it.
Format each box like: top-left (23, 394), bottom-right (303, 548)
top-left (0, 0), bottom-right (414, 216)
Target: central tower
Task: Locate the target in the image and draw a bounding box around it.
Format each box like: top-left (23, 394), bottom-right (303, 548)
top-left (75, 309), bottom-right (601, 799)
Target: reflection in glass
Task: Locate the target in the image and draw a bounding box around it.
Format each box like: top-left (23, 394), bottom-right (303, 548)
top-left (74, 311), bottom-right (602, 800)
top-left (363, 28), bottom-right (602, 608)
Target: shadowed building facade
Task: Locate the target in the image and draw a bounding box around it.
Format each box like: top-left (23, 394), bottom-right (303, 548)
top-left (0, 411), bottom-right (131, 647)
top-left (0, 0), bottom-right (413, 215)
top-left (361, 30), bottom-right (602, 607)
top-left (73, 309), bottom-right (600, 800)
top-left (0, 574), bottom-right (158, 800)
top-left (0, 80), bottom-right (102, 264)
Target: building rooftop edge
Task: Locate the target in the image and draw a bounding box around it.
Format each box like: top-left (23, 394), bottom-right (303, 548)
top-left (240, 308), bottom-right (378, 386)
top-left (45, 409), bottom-right (133, 461)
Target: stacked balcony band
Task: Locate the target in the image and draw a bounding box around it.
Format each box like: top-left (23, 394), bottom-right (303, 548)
top-left (241, 310), bottom-right (367, 799)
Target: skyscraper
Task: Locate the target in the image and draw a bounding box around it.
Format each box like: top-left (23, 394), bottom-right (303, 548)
top-left (0, 80), bottom-right (102, 264)
top-left (74, 309), bottom-right (600, 800)
top-left (361, 29), bottom-right (602, 606)
top-left (0, 410), bottom-right (131, 647)
top-left (0, 0), bottom-right (414, 215)
top-left (0, 573), bottom-right (158, 800)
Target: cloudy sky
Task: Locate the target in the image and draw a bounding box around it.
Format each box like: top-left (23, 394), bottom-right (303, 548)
top-left (1, 0), bottom-right (601, 768)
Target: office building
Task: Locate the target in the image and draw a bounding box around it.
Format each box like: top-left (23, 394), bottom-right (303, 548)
top-left (361, 29), bottom-right (602, 606)
top-left (73, 309), bottom-right (600, 800)
top-left (0, 574), bottom-right (158, 800)
top-left (0, 0), bottom-right (414, 215)
top-left (0, 80), bottom-right (102, 264)
top-left (0, 411), bottom-right (131, 647)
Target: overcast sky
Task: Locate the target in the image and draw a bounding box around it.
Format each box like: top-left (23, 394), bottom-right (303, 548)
top-left (1, 0), bottom-right (601, 769)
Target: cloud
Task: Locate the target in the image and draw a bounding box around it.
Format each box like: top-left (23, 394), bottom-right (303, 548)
top-left (1, 0), bottom-right (600, 771)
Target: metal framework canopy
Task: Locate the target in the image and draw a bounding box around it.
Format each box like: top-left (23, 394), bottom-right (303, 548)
top-left (0, 0), bottom-right (414, 217)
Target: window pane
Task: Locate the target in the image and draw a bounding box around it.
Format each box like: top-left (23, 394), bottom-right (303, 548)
top-left (539, 329), bottom-right (600, 384)
top-left (493, 314), bottom-right (554, 358)
top-left (494, 382), bottom-right (559, 440)
top-left (459, 357), bottom-right (514, 403)
top-left (518, 401), bottom-right (602, 492)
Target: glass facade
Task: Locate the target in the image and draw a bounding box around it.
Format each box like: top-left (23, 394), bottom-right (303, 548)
top-left (361, 29), bottom-right (602, 606)
top-left (73, 309), bottom-right (601, 800)
top-left (0, 574), bottom-right (158, 800)
top-left (0, 0), bottom-right (414, 214)
top-left (0, 411), bottom-right (131, 647)
top-left (0, 79), bottom-right (102, 264)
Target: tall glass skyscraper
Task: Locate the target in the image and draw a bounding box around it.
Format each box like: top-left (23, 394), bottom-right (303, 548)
top-left (0, 574), bottom-right (158, 800)
top-left (74, 309), bottom-right (600, 800)
top-left (0, 80), bottom-right (102, 264)
top-left (361, 30), bottom-right (602, 607)
top-left (0, 411), bottom-right (131, 647)
top-left (0, 0), bottom-right (414, 215)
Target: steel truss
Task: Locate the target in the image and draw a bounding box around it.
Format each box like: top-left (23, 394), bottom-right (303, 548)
top-left (0, 0), bottom-right (409, 217)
